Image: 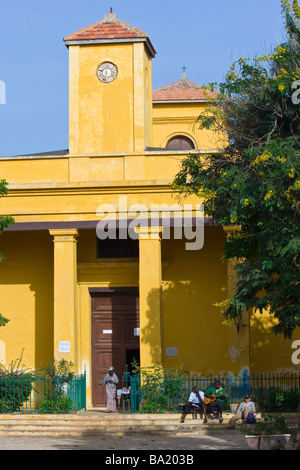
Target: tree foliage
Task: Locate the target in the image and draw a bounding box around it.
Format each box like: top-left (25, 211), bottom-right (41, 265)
top-left (172, 0), bottom-right (300, 338)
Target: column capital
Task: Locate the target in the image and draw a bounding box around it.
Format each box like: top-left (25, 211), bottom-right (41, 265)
top-left (49, 229), bottom-right (79, 241)
top-left (134, 226), bottom-right (163, 240)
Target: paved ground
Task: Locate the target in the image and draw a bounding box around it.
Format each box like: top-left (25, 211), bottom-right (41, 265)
top-left (0, 431), bottom-right (298, 452)
top-left (0, 432), bottom-right (249, 451)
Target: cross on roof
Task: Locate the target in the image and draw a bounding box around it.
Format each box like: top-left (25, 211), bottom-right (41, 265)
top-left (180, 66), bottom-right (187, 81)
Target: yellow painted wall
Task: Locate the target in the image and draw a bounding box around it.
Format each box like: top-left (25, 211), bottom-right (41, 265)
top-left (0, 153), bottom-right (298, 379)
top-left (250, 310), bottom-right (299, 374)
top-left (78, 227), bottom-right (298, 380)
top-left (0, 221), bottom-right (299, 410)
top-left (152, 102), bottom-right (226, 150)
top-left (0, 172), bottom-right (204, 226)
top-left (0, 231), bottom-right (54, 369)
top-left (69, 42), bottom-right (152, 155)
top-left (75, 227), bottom-right (229, 405)
top-left (160, 227), bottom-right (229, 375)
top-left (0, 158), bottom-right (69, 184)
top-left (0, 152), bottom-right (198, 188)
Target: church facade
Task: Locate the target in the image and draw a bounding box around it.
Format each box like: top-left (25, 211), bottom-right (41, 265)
top-left (0, 10), bottom-right (298, 408)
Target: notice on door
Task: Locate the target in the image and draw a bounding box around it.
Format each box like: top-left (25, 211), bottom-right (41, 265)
top-left (59, 341), bottom-right (70, 353)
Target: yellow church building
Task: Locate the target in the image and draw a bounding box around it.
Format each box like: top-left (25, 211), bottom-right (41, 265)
top-left (0, 10), bottom-right (299, 408)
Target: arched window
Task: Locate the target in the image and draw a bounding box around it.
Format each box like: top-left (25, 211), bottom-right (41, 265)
top-left (166, 135), bottom-right (195, 150)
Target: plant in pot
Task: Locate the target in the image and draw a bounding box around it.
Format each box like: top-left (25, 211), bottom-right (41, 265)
top-left (244, 413), bottom-right (296, 450)
top-left (255, 413), bottom-right (296, 450)
top-left (238, 422), bottom-right (261, 451)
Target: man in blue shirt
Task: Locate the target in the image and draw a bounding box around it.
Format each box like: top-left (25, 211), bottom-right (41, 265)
top-left (180, 386), bottom-right (212, 423)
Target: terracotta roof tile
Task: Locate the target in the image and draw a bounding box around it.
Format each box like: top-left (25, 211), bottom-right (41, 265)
top-left (152, 79), bottom-right (217, 102)
top-left (64, 19), bottom-right (149, 41)
top-left (64, 13), bottom-right (156, 57)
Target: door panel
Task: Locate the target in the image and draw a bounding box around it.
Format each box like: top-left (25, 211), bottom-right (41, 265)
top-left (91, 289), bottom-right (139, 407)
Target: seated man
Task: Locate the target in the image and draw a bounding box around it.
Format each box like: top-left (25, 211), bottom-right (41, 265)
top-left (205, 380), bottom-right (227, 423)
top-left (180, 386), bottom-right (213, 423)
top-left (229, 393), bottom-right (256, 428)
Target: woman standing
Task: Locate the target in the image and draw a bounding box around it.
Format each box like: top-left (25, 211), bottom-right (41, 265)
top-left (102, 367), bottom-right (119, 412)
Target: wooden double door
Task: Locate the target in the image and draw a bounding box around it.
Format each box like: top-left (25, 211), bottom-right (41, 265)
top-left (91, 288), bottom-right (140, 407)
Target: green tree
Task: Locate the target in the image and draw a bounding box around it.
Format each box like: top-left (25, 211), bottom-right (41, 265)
top-left (0, 179), bottom-right (14, 327)
top-left (172, 0), bottom-right (300, 339)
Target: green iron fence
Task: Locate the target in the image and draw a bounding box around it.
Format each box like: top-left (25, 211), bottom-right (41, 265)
top-left (121, 371), bottom-right (300, 413)
top-left (0, 373), bottom-right (86, 413)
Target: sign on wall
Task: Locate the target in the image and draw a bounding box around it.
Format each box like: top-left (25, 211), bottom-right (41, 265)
top-left (59, 341), bottom-right (71, 353)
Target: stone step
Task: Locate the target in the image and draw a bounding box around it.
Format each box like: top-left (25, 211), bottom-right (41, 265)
top-left (0, 412), bottom-right (236, 423)
top-left (0, 412), bottom-right (235, 436)
top-left (0, 418), bottom-right (235, 428)
top-left (0, 412), bottom-right (297, 437)
top-left (0, 424), bottom-right (235, 437)
top-left (0, 423), bottom-right (231, 431)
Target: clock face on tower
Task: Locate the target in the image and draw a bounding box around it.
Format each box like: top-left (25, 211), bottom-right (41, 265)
top-left (97, 62), bottom-right (118, 83)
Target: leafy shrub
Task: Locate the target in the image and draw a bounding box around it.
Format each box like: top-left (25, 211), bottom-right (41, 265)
top-left (43, 358), bottom-right (75, 383)
top-left (39, 359), bottom-right (75, 413)
top-left (39, 397), bottom-right (74, 413)
top-left (283, 388), bottom-right (300, 411)
top-left (239, 413), bottom-right (297, 438)
top-left (0, 350), bottom-right (36, 412)
top-left (0, 398), bottom-right (12, 412)
top-left (130, 362), bottom-right (189, 413)
top-left (259, 388), bottom-right (300, 412)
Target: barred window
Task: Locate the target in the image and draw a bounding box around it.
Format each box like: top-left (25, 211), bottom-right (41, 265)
top-left (97, 230), bottom-right (139, 258)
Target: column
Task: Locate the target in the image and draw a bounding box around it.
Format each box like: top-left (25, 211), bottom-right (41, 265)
top-left (223, 226), bottom-right (250, 376)
top-left (135, 226), bottom-right (163, 368)
top-left (49, 229), bottom-right (79, 367)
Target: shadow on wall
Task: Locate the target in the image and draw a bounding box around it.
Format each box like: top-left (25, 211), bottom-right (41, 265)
top-left (249, 309), bottom-right (300, 373)
top-left (140, 228), bottom-right (229, 373)
top-left (140, 283), bottom-right (299, 375)
top-left (0, 230), bottom-right (54, 369)
top-left (140, 280), bottom-right (229, 374)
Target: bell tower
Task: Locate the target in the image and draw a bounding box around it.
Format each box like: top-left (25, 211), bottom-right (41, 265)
top-left (64, 10), bottom-right (156, 155)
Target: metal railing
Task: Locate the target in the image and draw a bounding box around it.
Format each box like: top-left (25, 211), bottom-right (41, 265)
top-left (121, 371), bottom-right (300, 413)
top-left (0, 373), bottom-right (86, 413)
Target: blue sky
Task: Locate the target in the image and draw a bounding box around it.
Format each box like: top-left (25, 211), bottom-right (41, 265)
top-left (0, 0), bottom-right (285, 156)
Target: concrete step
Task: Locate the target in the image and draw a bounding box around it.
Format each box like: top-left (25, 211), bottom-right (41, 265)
top-left (0, 424), bottom-right (234, 436)
top-left (0, 425), bottom-right (236, 437)
top-left (0, 412), bottom-right (298, 437)
top-left (0, 413), bottom-right (237, 424)
top-left (0, 412), bottom-right (236, 436)
top-left (0, 414), bottom-right (227, 422)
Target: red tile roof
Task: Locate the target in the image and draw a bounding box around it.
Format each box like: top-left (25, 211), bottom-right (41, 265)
top-left (64, 12), bottom-right (156, 57)
top-left (64, 19), bottom-right (148, 41)
top-left (152, 78), bottom-right (217, 102)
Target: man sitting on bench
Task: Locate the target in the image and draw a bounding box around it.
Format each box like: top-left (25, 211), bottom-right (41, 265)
top-left (180, 386), bottom-right (212, 423)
